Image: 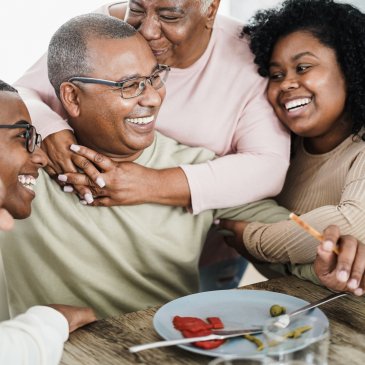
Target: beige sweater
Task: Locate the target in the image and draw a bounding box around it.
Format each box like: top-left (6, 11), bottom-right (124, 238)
top-left (244, 134), bottom-right (365, 266)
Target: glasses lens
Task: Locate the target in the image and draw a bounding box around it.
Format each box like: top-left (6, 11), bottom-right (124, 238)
top-left (122, 78), bottom-right (144, 99)
top-left (27, 126), bottom-right (36, 153)
top-left (151, 67), bottom-right (169, 89)
top-left (121, 66), bottom-right (169, 99)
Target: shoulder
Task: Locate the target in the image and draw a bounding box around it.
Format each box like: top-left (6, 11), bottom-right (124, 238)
top-left (209, 15), bottom-right (264, 88)
top-left (153, 132), bottom-right (215, 165)
top-left (213, 15), bottom-right (252, 58)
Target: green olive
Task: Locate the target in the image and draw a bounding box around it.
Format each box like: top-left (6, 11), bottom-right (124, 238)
top-left (270, 304), bottom-right (286, 317)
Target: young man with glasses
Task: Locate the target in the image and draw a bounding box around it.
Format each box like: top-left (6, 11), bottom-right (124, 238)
top-left (1, 13), bottom-right (291, 319)
top-left (0, 80), bottom-right (96, 365)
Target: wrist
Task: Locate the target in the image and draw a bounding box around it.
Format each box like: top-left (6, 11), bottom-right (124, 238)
top-left (149, 167), bottom-right (191, 207)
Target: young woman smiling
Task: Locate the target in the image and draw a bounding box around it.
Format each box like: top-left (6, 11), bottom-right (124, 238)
top-left (222, 0), bottom-right (365, 295)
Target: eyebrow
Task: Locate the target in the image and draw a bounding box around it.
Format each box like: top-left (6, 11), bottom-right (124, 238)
top-left (130, 0), bottom-right (184, 13)
top-left (116, 64), bottom-right (159, 83)
top-left (14, 120), bottom-right (30, 126)
top-left (269, 51), bottom-right (319, 68)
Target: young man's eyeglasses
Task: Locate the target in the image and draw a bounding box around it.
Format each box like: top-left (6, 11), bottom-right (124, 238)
top-left (0, 123), bottom-right (42, 153)
top-left (68, 64), bottom-right (170, 99)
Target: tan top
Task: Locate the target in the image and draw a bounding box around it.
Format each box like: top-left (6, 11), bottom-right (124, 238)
top-left (244, 134), bottom-right (365, 264)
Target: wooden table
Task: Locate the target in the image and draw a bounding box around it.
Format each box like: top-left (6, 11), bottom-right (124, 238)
top-left (60, 276), bottom-right (365, 365)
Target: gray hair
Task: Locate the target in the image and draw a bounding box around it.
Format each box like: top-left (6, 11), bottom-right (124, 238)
top-left (48, 13), bottom-right (137, 97)
top-left (200, 0), bottom-right (214, 13)
top-left (0, 80), bottom-right (18, 93)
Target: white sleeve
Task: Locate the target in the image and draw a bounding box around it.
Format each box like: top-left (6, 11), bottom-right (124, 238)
top-left (0, 306), bottom-right (69, 365)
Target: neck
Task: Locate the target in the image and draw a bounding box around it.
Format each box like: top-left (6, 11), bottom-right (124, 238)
top-left (175, 28), bottom-right (212, 68)
top-left (303, 121), bottom-right (353, 154)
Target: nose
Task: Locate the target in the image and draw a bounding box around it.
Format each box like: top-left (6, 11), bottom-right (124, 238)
top-left (138, 15), bottom-right (161, 41)
top-left (31, 146), bottom-right (48, 168)
top-left (280, 77), bottom-right (299, 91)
top-left (139, 82), bottom-right (164, 107)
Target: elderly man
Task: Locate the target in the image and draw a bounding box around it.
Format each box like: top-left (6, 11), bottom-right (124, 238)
top-left (0, 81), bottom-right (96, 365)
top-left (1, 14), bottom-right (289, 319)
top-left (15, 0), bottom-right (290, 291)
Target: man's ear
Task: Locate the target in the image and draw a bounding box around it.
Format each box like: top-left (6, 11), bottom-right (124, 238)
top-left (205, 0), bottom-right (220, 30)
top-left (59, 82), bottom-right (81, 118)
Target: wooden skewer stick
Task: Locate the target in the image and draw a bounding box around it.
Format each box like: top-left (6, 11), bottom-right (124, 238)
top-left (289, 212), bottom-right (339, 255)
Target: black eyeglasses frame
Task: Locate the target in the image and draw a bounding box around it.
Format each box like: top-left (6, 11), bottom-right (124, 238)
top-left (0, 122), bottom-right (42, 153)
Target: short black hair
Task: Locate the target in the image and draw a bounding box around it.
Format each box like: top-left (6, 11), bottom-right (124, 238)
top-left (0, 80), bottom-right (18, 93)
top-left (242, 0), bottom-right (365, 136)
top-left (48, 13), bottom-right (137, 97)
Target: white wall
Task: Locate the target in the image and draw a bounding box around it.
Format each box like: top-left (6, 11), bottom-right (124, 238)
top-left (0, 0), bottom-right (271, 84)
top-left (1, 0), bottom-right (365, 84)
top-left (0, 1), bottom-right (108, 84)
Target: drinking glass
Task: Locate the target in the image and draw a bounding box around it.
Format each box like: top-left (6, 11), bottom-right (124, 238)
top-left (208, 357), bottom-right (275, 365)
top-left (263, 315), bottom-right (330, 365)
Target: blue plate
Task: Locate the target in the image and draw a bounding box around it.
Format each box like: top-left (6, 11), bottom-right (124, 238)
top-left (153, 289), bottom-right (329, 358)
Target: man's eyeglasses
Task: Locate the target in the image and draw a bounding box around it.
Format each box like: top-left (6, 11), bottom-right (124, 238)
top-left (68, 64), bottom-right (170, 99)
top-left (0, 123), bottom-right (42, 153)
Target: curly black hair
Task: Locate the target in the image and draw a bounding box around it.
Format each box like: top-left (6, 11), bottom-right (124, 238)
top-left (242, 0), bottom-right (365, 137)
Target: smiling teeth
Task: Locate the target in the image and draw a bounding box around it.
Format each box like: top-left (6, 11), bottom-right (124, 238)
top-left (285, 98), bottom-right (312, 111)
top-left (18, 175), bottom-right (36, 191)
top-left (126, 116), bottom-right (154, 125)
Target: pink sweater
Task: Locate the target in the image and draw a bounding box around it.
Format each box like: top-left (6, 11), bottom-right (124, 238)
top-left (14, 8), bottom-right (290, 214)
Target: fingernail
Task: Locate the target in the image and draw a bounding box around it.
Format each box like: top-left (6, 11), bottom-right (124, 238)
top-left (337, 270), bottom-right (349, 282)
top-left (348, 279), bottom-right (358, 289)
top-left (214, 219), bottom-right (220, 225)
top-left (58, 174), bottom-right (67, 182)
top-left (96, 177), bottom-right (106, 188)
top-left (63, 186), bottom-right (74, 193)
top-left (322, 240), bottom-right (334, 252)
top-left (354, 288), bottom-right (364, 296)
top-left (84, 193), bottom-right (94, 204)
top-left (80, 200), bottom-right (87, 205)
top-left (70, 144), bottom-right (81, 152)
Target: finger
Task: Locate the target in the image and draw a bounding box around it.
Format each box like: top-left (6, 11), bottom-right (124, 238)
top-left (346, 241), bottom-right (365, 292)
top-left (315, 241), bottom-right (338, 277)
top-left (335, 235), bottom-right (358, 284)
top-left (219, 219), bottom-right (236, 231)
top-left (70, 144), bottom-right (114, 171)
top-left (219, 219), bottom-right (245, 236)
top-left (72, 154), bottom-right (106, 188)
top-left (91, 197), bottom-right (113, 207)
top-left (322, 225), bottom-right (341, 246)
top-left (355, 272), bottom-right (365, 296)
top-left (71, 184), bottom-right (94, 204)
top-left (44, 165), bottom-right (58, 179)
top-left (58, 172), bottom-right (94, 187)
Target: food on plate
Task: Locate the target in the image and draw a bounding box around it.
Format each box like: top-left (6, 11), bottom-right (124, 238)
top-left (268, 325), bottom-right (313, 347)
top-left (270, 304), bottom-right (286, 317)
top-left (243, 334), bottom-right (264, 351)
top-left (286, 325), bottom-right (312, 339)
top-left (173, 316), bottom-right (225, 349)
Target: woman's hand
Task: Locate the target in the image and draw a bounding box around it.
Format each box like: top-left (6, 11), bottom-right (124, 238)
top-left (314, 225), bottom-right (365, 296)
top-left (41, 130), bottom-right (94, 200)
top-left (57, 144), bottom-right (190, 207)
top-left (42, 130), bottom-right (78, 177)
